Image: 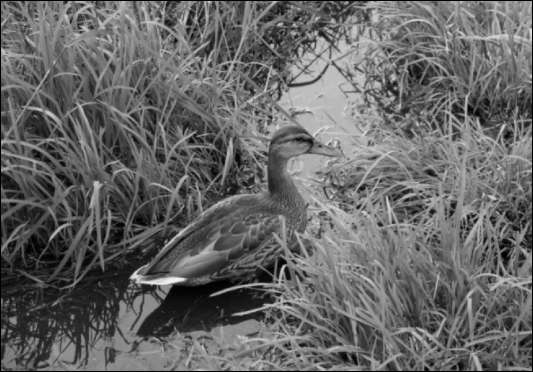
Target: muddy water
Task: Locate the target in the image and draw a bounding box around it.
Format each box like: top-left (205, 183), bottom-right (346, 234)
top-left (1, 42), bottom-right (361, 371)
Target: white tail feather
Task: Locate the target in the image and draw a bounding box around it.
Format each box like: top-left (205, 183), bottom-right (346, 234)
top-left (133, 276), bottom-right (188, 285)
top-left (129, 264), bottom-right (188, 286)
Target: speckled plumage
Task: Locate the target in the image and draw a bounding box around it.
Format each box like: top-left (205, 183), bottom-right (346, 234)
top-left (130, 125), bottom-right (341, 286)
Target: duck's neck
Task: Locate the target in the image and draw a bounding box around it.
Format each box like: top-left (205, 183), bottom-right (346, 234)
top-left (267, 152), bottom-right (303, 206)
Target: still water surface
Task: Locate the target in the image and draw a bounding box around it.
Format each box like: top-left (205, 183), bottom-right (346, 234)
top-left (2, 274), bottom-right (269, 370)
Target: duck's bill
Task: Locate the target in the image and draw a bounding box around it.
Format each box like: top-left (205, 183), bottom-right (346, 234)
top-left (308, 140), bottom-right (343, 157)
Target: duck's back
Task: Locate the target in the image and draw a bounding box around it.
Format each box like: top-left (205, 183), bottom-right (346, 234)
top-left (132, 192), bottom-right (307, 285)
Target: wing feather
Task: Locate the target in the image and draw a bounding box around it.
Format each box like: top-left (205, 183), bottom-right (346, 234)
top-left (139, 195), bottom-right (286, 281)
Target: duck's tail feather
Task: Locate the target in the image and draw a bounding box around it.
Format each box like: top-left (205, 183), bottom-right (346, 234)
top-left (129, 264), bottom-right (187, 286)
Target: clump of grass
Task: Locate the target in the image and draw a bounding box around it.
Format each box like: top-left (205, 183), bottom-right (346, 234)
top-left (0, 2), bottom-right (243, 286)
top-left (1, 1), bottom-right (247, 286)
top-left (327, 116), bottom-right (532, 265)
top-left (214, 115), bottom-right (531, 370)
top-left (265, 208), bottom-right (530, 369)
top-left (353, 1), bottom-right (531, 132)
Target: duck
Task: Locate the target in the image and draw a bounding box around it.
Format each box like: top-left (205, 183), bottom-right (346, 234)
top-left (130, 125), bottom-right (342, 286)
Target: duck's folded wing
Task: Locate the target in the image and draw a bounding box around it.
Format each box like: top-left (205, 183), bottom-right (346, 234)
top-left (132, 213), bottom-right (287, 284)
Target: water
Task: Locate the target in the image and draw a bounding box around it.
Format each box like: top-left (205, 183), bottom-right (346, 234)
top-left (1, 274), bottom-right (270, 370)
top-left (1, 40), bottom-right (362, 371)
top-left (279, 39), bottom-right (364, 178)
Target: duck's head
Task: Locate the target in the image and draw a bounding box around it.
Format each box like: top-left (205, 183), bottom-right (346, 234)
top-left (269, 125), bottom-right (342, 160)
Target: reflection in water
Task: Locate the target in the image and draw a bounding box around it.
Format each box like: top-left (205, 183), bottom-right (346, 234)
top-left (137, 280), bottom-right (270, 337)
top-left (1, 273), bottom-right (133, 369)
top-left (1, 272), bottom-right (270, 370)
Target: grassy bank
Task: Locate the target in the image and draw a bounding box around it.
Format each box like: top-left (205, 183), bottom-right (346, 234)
top-left (1, 1), bottom-right (257, 287)
top-left (204, 1), bottom-right (532, 370)
top-left (1, 1), bottom-right (359, 287)
top-left (2, 1), bottom-right (531, 370)
top-left (239, 116), bottom-right (531, 370)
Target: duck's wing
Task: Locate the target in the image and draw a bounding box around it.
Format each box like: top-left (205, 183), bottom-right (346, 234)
top-left (130, 200), bottom-right (287, 285)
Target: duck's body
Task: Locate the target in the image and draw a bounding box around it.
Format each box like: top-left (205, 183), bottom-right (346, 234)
top-left (130, 125), bottom-right (341, 286)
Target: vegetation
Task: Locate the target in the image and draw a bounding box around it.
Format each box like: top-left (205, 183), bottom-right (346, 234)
top-left (210, 1), bottom-right (530, 370)
top-left (1, 1), bottom-right (359, 286)
top-left (352, 1), bottom-right (531, 134)
top-left (232, 115), bottom-right (531, 370)
top-left (1, 0), bottom-right (531, 371)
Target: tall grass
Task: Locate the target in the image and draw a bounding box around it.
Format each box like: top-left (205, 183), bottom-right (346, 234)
top-left (195, 1), bottom-right (532, 370)
top-left (353, 1), bottom-right (531, 132)
top-left (327, 117), bottom-right (532, 261)
top-left (1, 1), bottom-right (249, 286)
top-left (207, 115), bottom-right (531, 370)
top-left (2, 1), bottom-right (531, 369)
top-left (1, 1), bottom-right (362, 287)
top-left (0, 3), bottom-right (261, 286)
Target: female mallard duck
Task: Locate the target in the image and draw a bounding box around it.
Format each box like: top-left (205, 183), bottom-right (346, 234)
top-left (130, 125), bottom-right (341, 286)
